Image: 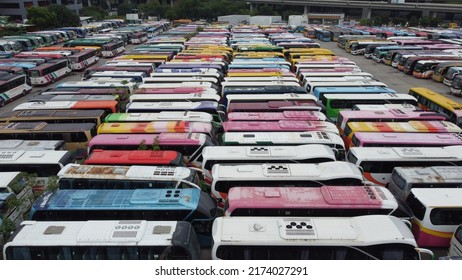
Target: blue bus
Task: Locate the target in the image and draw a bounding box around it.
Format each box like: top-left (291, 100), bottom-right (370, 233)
top-left (312, 86), bottom-right (397, 100)
top-left (30, 188), bottom-right (217, 246)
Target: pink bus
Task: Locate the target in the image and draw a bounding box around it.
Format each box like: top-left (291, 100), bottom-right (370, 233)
top-left (227, 100), bottom-right (322, 113)
top-left (224, 186), bottom-right (400, 217)
top-left (134, 87), bottom-right (218, 95)
top-left (350, 132), bottom-right (462, 149)
top-left (336, 109), bottom-right (447, 136)
top-left (223, 120), bottom-right (339, 134)
top-left (227, 111), bottom-right (326, 122)
top-left (97, 121), bottom-right (213, 135)
top-left (87, 133), bottom-right (214, 168)
top-left (227, 68), bottom-right (293, 74)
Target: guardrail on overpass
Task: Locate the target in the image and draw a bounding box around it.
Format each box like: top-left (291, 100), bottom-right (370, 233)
top-left (247, 0), bottom-right (462, 18)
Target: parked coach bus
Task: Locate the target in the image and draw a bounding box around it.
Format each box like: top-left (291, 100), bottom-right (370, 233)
top-left (3, 220), bottom-right (201, 260)
top-left (211, 215), bottom-right (434, 260)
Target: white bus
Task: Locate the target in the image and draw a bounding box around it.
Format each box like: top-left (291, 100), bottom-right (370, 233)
top-left (0, 73), bottom-right (32, 107)
top-left (0, 139), bottom-right (66, 151)
top-left (352, 104), bottom-right (420, 111)
top-left (211, 162), bottom-right (364, 205)
top-left (306, 80), bottom-right (388, 94)
top-left (57, 80), bottom-right (137, 94)
top-left (150, 71), bottom-right (222, 80)
top-left (143, 76), bottom-right (220, 85)
top-left (347, 146), bottom-right (462, 186)
top-left (299, 71), bottom-right (373, 81)
top-left (57, 164), bottom-right (201, 190)
top-left (3, 220), bottom-right (201, 260)
top-left (202, 145), bottom-right (336, 185)
top-left (86, 71), bottom-right (147, 83)
top-left (212, 215), bottom-right (434, 260)
top-left (407, 188), bottom-right (462, 248)
top-left (0, 150), bottom-right (74, 192)
top-left (388, 166), bottom-right (462, 201)
top-left (302, 76), bottom-right (373, 91)
top-left (138, 81), bottom-right (217, 90)
top-left (129, 93), bottom-right (221, 103)
top-left (221, 132), bottom-right (346, 159)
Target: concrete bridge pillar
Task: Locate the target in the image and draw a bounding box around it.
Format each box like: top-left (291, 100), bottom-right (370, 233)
top-left (362, 7), bottom-right (371, 19)
top-left (304, 6), bottom-right (310, 14)
top-left (250, 3), bottom-right (253, 14)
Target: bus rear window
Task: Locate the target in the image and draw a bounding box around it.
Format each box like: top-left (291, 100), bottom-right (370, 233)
top-left (29, 70), bottom-right (39, 78)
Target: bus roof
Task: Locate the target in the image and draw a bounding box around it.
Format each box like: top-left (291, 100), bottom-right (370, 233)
top-left (349, 146), bottom-right (462, 160)
top-left (227, 186), bottom-right (397, 210)
top-left (33, 188), bottom-right (200, 211)
top-left (5, 220), bottom-right (179, 246)
top-left (0, 150), bottom-right (71, 164)
top-left (393, 166), bottom-right (462, 183)
top-left (213, 215), bottom-right (416, 246)
top-left (410, 188), bottom-right (462, 207)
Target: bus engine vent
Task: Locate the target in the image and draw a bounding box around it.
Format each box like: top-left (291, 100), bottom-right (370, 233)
top-left (44, 226), bottom-right (65, 235)
top-left (278, 218), bottom-right (317, 240)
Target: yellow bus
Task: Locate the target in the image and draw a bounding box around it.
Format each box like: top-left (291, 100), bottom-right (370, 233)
top-left (408, 87), bottom-right (462, 127)
top-left (342, 120), bottom-right (462, 148)
top-left (114, 54), bottom-right (172, 63)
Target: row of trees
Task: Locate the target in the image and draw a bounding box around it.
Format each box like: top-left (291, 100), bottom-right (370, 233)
top-left (81, 1), bottom-right (290, 21)
top-left (359, 15), bottom-right (443, 28)
top-left (27, 5), bottom-right (81, 29)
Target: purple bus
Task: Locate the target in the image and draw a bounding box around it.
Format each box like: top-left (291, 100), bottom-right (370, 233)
top-left (227, 111), bottom-right (326, 122)
top-left (222, 120), bottom-right (339, 134)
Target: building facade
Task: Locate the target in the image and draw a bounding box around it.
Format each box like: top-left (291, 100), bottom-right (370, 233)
top-left (0, 0), bottom-right (84, 22)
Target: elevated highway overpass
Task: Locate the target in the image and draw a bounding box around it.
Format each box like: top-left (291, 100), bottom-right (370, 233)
top-left (247, 0), bottom-right (462, 19)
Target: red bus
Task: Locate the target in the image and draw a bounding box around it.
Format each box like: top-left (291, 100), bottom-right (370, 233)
top-left (84, 149), bottom-right (184, 166)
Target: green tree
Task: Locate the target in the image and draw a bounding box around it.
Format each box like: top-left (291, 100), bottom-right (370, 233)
top-left (118, 1), bottom-right (136, 16)
top-left (138, 139), bottom-right (149, 150)
top-left (26, 6), bottom-right (58, 29)
top-left (255, 4), bottom-right (277, 16)
top-left (420, 16), bottom-right (430, 27)
top-left (409, 16), bottom-right (420, 27)
top-left (46, 176), bottom-right (59, 193)
top-left (48, 5), bottom-right (80, 27)
top-left (359, 18), bottom-right (372, 26)
top-left (27, 5), bottom-right (79, 29)
top-left (138, 0), bottom-right (162, 19)
top-left (1, 218), bottom-right (16, 244)
top-left (81, 6), bottom-right (109, 21)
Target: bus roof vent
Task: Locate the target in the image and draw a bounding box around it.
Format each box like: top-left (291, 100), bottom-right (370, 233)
top-left (110, 221), bottom-right (144, 240)
top-left (0, 150), bottom-right (25, 161)
top-left (278, 218), bottom-right (317, 240)
top-left (152, 167), bottom-right (176, 176)
top-left (248, 147), bottom-right (270, 156)
top-left (264, 164), bottom-right (290, 176)
top-left (153, 225), bottom-right (172, 234)
top-left (44, 226), bottom-right (65, 235)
